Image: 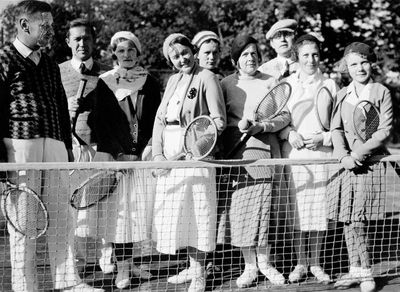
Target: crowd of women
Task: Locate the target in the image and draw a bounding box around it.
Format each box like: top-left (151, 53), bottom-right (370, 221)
top-left (72, 18), bottom-right (393, 292)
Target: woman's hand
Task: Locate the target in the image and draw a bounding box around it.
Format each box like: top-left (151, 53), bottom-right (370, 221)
top-left (288, 130), bottom-right (304, 149)
top-left (152, 154), bottom-right (170, 177)
top-left (303, 133), bottom-right (324, 151)
top-left (239, 120), bottom-right (264, 136)
top-left (341, 155), bottom-right (361, 170)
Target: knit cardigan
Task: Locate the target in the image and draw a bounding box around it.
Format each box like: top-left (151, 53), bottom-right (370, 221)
top-left (0, 43), bottom-right (72, 161)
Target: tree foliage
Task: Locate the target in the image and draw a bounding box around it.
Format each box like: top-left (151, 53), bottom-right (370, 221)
top-left (1, 0), bottom-right (400, 140)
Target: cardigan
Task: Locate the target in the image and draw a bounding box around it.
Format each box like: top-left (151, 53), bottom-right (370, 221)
top-left (88, 73), bottom-right (161, 158)
top-left (0, 43), bottom-right (72, 161)
top-left (152, 64), bottom-right (226, 158)
top-left (331, 81), bottom-right (393, 162)
top-left (59, 60), bottom-right (111, 145)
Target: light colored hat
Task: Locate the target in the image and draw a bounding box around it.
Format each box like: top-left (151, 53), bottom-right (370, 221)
top-left (110, 31), bottom-right (142, 54)
top-left (266, 19), bottom-right (298, 40)
top-left (162, 33), bottom-right (187, 60)
top-left (192, 31), bottom-right (219, 48)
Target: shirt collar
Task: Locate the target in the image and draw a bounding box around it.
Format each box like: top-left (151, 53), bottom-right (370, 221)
top-left (276, 54), bottom-right (294, 66)
top-left (13, 37), bottom-right (34, 59)
top-left (71, 57), bottom-right (94, 72)
top-left (292, 68), bottom-right (323, 85)
top-left (346, 79), bottom-right (374, 98)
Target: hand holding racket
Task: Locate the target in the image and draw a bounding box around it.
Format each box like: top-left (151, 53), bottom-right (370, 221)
top-left (152, 115), bottom-right (218, 177)
top-left (70, 170), bottom-right (123, 210)
top-left (0, 182), bottom-right (48, 239)
top-left (226, 81), bottom-right (291, 159)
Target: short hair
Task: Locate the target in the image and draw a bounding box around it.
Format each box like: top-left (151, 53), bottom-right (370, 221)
top-left (110, 38), bottom-right (140, 60)
top-left (290, 34), bottom-right (321, 62)
top-left (14, 0), bottom-right (52, 21)
top-left (66, 18), bottom-right (96, 39)
top-left (166, 36), bottom-right (197, 67)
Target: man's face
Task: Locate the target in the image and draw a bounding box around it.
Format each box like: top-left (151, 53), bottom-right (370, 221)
top-left (270, 30), bottom-right (295, 58)
top-left (26, 12), bottom-right (54, 49)
top-left (66, 26), bottom-right (94, 61)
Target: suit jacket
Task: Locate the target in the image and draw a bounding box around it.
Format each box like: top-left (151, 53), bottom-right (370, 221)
top-left (152, 64), bottom-right (226, 158)
top-left (331, 81), bottom-right (393, 161)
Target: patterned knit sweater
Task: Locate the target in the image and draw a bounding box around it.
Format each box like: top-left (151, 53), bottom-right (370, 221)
top-left (0, 43), bottom-right (72, 157)
top-left (59, 60), bottom-right (111, 144)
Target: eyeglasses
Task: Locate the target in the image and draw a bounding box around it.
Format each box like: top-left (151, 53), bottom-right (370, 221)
top-left (272, 31), bottom-right (294, 40)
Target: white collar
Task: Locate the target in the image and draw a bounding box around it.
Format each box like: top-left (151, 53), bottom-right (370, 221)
top-left (276, 54), bottom-right (294, 66)
top-left (292, 68), bottom-right (323, 85)
top-left (13, 37), bottom-right (34, 59)
top-left (71, 57), bottom-right (94, 72)
top-left (346, 79), bottom-right (373, 101)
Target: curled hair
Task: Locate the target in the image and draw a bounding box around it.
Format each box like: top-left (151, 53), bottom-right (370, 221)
top-left (66, 18), bottom-right (96, 39)
top-left (166, 36), bottom-right (197, 67)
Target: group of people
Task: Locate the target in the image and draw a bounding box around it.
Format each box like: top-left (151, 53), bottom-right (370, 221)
top-left (0, 1), bottom-right (394, 292)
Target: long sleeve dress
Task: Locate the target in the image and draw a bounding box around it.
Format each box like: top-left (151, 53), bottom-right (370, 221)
top-left (281, 69), bottom-right (338, 231)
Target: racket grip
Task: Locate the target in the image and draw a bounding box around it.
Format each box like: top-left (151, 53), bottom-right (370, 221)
top-left (72, 79), bottom-right (88, 119)
top-left (226, 133), bottom-right (251, 159)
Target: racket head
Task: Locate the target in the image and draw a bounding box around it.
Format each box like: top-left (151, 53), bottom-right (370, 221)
top-left (315, 86), bottom-right (334, 131)
top-left (183, 115), bottom-right (218, 160)
top-left (352, 100), bottom-right (380, 142)
top-left (70, 170), bottom-right (119, 210)
top-left (254, 81), bottom-right (291, 121)
top-left (3, 186), bottom-right (48, 239)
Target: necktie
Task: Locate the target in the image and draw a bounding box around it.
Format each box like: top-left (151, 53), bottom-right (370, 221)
top-left (79, 63), bottom-right (88, 74)
top-left (281, 60), bottom-right (290, 79)
top-left (29, 50), bottom-right (41, 65)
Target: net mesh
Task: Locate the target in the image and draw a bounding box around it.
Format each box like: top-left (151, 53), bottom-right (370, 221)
top-left (0, 157), bottom-right (399, 291)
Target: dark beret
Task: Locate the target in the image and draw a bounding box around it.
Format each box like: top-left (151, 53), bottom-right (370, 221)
top-left (231, 34), bottom-right (258, 63)
top-left (343, 42), bottom-right (377, 62)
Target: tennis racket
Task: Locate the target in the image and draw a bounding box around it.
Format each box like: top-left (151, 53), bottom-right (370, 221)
top-left (315, 86), bottom-right (334, 131)
top-left (0, 182), bottom-right (48, 239)
top-left (69, 79), bottom-right (96, 175)
top-left (152, 116), bottom-right (218, 178)
top-left (70, 170), bottom-right (122, 210)
top-left (226, 81), bottom-right (291, 159)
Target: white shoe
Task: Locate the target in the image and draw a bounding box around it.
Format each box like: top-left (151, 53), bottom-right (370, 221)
top-left (334, 272), bottom-right (360, 289)
top-left (131, 264), bottom-right (153, 279)
top-left (62, 283), bottom-right (105, 292)
top-left (115, 260), bottom-right (130, 289)
top-left (258, 263), bottom-right (285, 285)
top-left (360, 279), bottom-right (376, 292)
top-left (310, 266), bottom-right (331, 284)
top-left (236, 267), bottom-right (258, 288)
top-left (288, 265), bottom-right (307, 283)
top-left (167, 268), bottom-right (197, 284)
top-left (188, 275), bottom-right (206, 292)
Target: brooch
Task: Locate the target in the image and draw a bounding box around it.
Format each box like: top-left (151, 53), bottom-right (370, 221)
top-left (187, 87), bottom-right (197, 99)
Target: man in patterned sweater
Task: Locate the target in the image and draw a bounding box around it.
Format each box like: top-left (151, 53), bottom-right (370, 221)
top-left (0, 1), bottom-right (103, 291)
top-left (59, 18), bottom-right (115, 276)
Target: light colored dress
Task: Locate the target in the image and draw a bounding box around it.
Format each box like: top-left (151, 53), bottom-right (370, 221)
top-left (283, 69), bottom-right (338, 231)
top-left (153, 78), bottom-right (217, 255)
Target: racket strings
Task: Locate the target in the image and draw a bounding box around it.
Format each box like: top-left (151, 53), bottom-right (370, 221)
top-left (354, 103), bottom-right (380, 141)
top-left (72, 171), bottom-right (118, 209)
top-left (184, 119), bottom-right (217, 158)
top-left (4, 188), bottom-right (47, 238)
top-left (315, 87), bottom-right (334, 131)
top-left (255, 83), bottom-right (290, 121)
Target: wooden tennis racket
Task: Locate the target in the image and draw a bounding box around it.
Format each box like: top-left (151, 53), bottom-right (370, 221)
top-left (226, 82), bottom-right (291, 159)
top-left (315, 86), bottom-right (334, 131)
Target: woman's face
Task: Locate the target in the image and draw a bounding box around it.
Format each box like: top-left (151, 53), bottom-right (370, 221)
top-left (168, 43), bottom-right (195, 73)
top-left (197, 41), bottom-right (220, 70)
top-left (114, 40), bottom-right (138, 69)
top-left (237, 43), bottom-right (259, 76)
top-left (298, 42), bottom-right (320, 76)
top-left (346, 52), bottom-right (372, 85)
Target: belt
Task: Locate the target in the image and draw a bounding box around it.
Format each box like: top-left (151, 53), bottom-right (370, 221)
top-left (166, 121), bottom-right (179, 125)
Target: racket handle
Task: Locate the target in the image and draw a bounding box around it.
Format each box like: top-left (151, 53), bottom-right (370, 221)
top-left (71, 79), bottom-right (88, 119)
top-left (226, 133), bottom-right (251, 159)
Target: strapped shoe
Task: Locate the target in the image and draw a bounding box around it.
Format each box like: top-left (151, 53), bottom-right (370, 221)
top-left (310, 265), bottom-right (331, 284)
top-left (258, 263), bottom-right (285, 285)
top-left (236, 267), bottom-right (259, 288)
top-left (167, 268), bottom-right (197, 284)
top-left (288, 265), bottom-right (307, 283)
